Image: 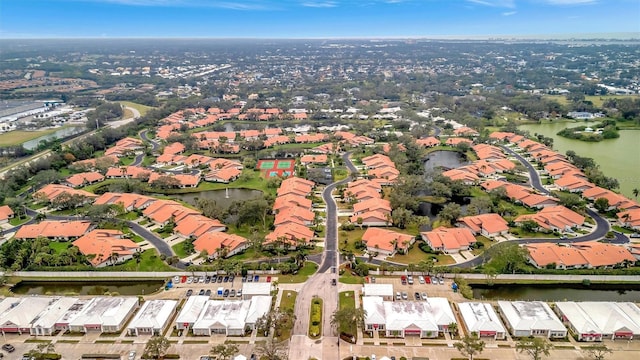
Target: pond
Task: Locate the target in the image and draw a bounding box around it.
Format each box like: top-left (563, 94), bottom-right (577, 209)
top-left (472, 283), bottom-right (640, 302)
top-left (22, 126), bottom-right (85, 150)
top-left (11, 280), bottom-right (165, 296)
top-left (167, 188), bottom-right (263, 209)
top-left (423, 150), bottom-right (467, 174)
top-left (519, 121), bottom-right (640, 198)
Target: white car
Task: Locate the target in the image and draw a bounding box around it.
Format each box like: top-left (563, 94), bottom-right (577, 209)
top-left (186, 277), bottom-right (193, 284)
top-left (128, 350), bottom-right (136, 360)
top-left (173, 275), bottom-right (180, 283)
top-left (418, 276), bottom-right (425, 284)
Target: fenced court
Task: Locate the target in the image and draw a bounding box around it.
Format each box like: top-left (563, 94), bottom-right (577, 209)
top-left (257, 159), bottom-right (296, 178)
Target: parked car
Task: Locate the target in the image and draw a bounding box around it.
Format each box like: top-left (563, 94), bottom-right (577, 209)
top-left (421, 292), bottom-right (427, 300)
top-left (630, 233), bottom-right (640, 238)
top-left (418, 276), bottom-right (425, 284)
top-left (371, 276), bottom-right (376, 283)
top-left (1, 344), bottom-right (15, 353)
top-left (400, 276), bottom-right (407, 285)
top-left (247, 275), bottom-right (253, 282)
top-left (401, 292), bottom-right (408, 300)
top-left (254, 275), bottom-right (260, 282)
top-left (438, 277), bottom-right (444, 285)
top-left (230, 289), bottom-right (236, 297)
top-left (186, 277), bottom-right (193, 284)
top-left (424, 275), bottom-right (431, 284)
top-left (407, 275), bottom-right (414, 285)
top-left (266, 276), bottom-right (271, 282)
top-left (223, 276), bottom-right (229, 283)
top-left (223, 289), bottom-right (230, 297)
top-left (414, 292), bottom-right (421, 300)
top-left (205, 276), bottom-right (211, 283)
top-left (198, 289), bottom-right (205, 296)
top-left (229, 275), bottom-right (235, 282)
top-left (173, 275), bottom-right (180, 283)
top-left (217, 276), bottom-right (223, 283)
top-left (242, 275), bottom-right (247, 282)
top-left (186, 289), bottom-right (193, 297)
top-left (395, 292), bottom-right (401, 301)
top-left (199, 276), bottom-right (206, 283)
top-left (236, 289), bottom-right (242, 297)
top-left (128, 350), bottom-right (136, 360)
top-left (205, 289), bottom-right (211, 296)
top-left (331, 278), bottom-right (337, 286)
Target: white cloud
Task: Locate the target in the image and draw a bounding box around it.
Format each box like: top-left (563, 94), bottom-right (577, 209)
top-left (466, 0), bottom-right (515, 8)
top-left (502, 11), bottom-right (517, 16)
top-left (301, 1), bottom-right (338, 7)
top-left (546, 0), bottom-right (597, 4)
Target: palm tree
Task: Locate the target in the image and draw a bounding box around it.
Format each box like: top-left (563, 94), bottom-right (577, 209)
top-left (331, 307), bottom-right (366, 338)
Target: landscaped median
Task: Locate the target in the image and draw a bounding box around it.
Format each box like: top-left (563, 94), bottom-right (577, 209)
top-left (309, 297), bottom-right (323, 339)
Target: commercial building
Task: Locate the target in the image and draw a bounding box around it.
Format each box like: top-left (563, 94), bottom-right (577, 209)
top-left (68, 297), bottom-right (139, 333)
top-left (458, 302), bottom-right (507, 340)
top-left (127, 300), bottom-right (178, 336)
top-left (30, 297), bottom-right (79, 336)
top-left (175, 296), bottom-right (209, 331)
top-left (242, 282), bottom-right (273, 300)
top-left (363, 296), bottom-right (456, 338)
top-left (362, 284), bottom-right (395, 301)
top-left (179, 296), bottom-right (272, 336)
top-left (0, 297), bottom-right (56, 334)
top-left (555, 302), bottom-right (640, 341)
top-left (497, 301), bottom-right (566, 338)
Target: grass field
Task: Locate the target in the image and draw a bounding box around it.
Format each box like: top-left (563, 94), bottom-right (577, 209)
top-left (277, 290), bottom-right (297, 341)
top-left (277, 262), bottom-right (318, 283)
top-left (338, 291), bottom-right (357, 336)
top-left (111, 249), bottom-right (176, 271)
top-left (49, 241), bottom-right (71, 254)
top-left (0, 128), bottom-right (59, 146)
top-left (388, 244), bottom-right (455, 265)
top-left (118, 101), bottom-right (154, 116)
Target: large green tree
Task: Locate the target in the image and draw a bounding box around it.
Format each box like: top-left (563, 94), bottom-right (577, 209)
top-left (516, 337), bottom-right (553, 360)
top-left (143, 335), bottom-right (170, 359)
top-left (453, 332), bottom-right (485, 360)
top-left (209, 343), bottom-right (239, 360)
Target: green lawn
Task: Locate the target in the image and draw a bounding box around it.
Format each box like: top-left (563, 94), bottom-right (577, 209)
top-left (118, 101), bottom-right (155, 116)
top-left (339, 228), bottom-right (367, 256)
top-left (117, 212), bottom-right (140, 221)
top-left (471, 236), bottom-right (494, 256)
top-left (338, 291), bottom-right (357, 336)
top-left (278, 262), bottom-right (318, 283)
top-left (509, 228), bottom-right (559, 239)
top-left (156, 169), bottom-right (272, 195)
top-left (612, 225), bottom-right (635, 234)
top-left (171, 241), bottom-right (192, 259)
top-left (110, 249), bottom-right (176, 271)
top-left (49, 241), bottom-right (71, 254)
top-left (339, 269), bottom-right (364, 284)
top-left (585, 94), bottom-right (640, 108)
top-left (9, 216), bottom-right (30, 226)
top-left (0, 128), bottom-right (60, 146)
top-left (277, 290), bottom-right (297, 341)
top-left (388, 242), bottom-right (455, 265)
top-left (119, 156), bottom-right (136, 166)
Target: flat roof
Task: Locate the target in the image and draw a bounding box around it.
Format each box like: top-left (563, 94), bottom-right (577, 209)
top-left (458, 302), bottom-right (506, 334)
top-left (0, 297), bottom-right (55, 328)
top-left (128, 300), bottom-right (177, 330)
top-left (31, 297), bottom-right (79, 329)
top-left (498, 301), bottom-right (565, 332)
top-left (363, 284), bottom-right (394, 297)
top-left (556, 302), bottom-right (640, 335)
top-left (175, 296), bottom-right (210, 325)
top-left (69, 297), bottom-right (138, 327)
top-left (242, 282), bottom-right (272, 295)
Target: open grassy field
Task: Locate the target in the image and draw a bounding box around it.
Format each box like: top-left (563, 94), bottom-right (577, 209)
top-left (118, 101), bottom-right (154, 116)
top-left (585, 94), bottom-right (640, 108)
top-left (388, 243), bottom-right (455, 265)
top-left (277, 290), bottom-right (297, 341)
top-left (277, 262), bottom-right (318, 283)
top-left (338, 291), bottom-right (357, 336)
top-left (0, 128), bottom-right (59, 146)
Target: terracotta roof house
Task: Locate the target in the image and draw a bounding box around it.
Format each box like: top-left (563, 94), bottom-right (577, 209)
top-left (163, 142), bottom-right (186, 155)
top-left (347, 187), bottom-right (381, 202)
top-left (311, 143), bottom-right (338, 154)
top-left (155, 153), bottom-right (187, 166)
top-left (353, 198), bottom-right (392, 216)
top-left (205, 167), bottom-right (242, 183)
top-left (515, 205), bottom-right (585, 232)
top-left (362, 154), bottom-right (394, 169)
top-left (208, 158), bottom-right (243, 170)
top-left (472, 144), bottom-right (505, 161)
top-left (441, 169), bottom-right (479, 185)
top-left (73, 229), bottom-right (140, 267)
top-left (525, 242), bottom-right (635, 269)
top-left (104, 137), bottom-right (144, 157)
top-left (193, 232), bottom-right (248, 259)
top-left (300, 154), bottom-right (328, 165)
top-left (264, 223), bottom-right (314, 248)
top-left (445, 137), bottom-right (473, 147)
top-left (350, 210), bottom-right (390, 227)
top-left (33, 184), bottom-right (98, 205)
top-left (277, 177), bottom-right (314, 197)
top-left (457, 213), bottom-right (509, 237)
top-left (294, 133), bottom-right (328, 143)
top-left (335, 131), bottom-right (356, 140)
top-left (105, 166), bottom-right (151, 180)
top-left (488, 132), bottom-right (517, 141)
top-left (361, 228), bottom-right (415, 257)
top-left (420, 227), bottom-right (477, 254)
top-left (416, 137), bottom-right (441, 148)
top-left (94, 192), bottom-right (155, 212)
top-left (65, 172), bottom-right (105, 188)
top-left (70, 155), bottom-right (118, 171)
top-left (142, 200), bottom-right (200, 227)
top-left (617, 209), bottom-right (640, 230)
top-left (148, 173), bottom-right (201, 188)
top-left (273, 194), bottom-right (312, 212)
top-left (174, 214), bottom-right (226, 239)
top-left (553, 175), bottom-right (594, 193)
top-left (15, 220), bottom-right (94, 241)
top-left (0, 205), bottom-right (14, 224)
top-left (348, 179), bottom-right (382, 193)
top-left (454, 127), bottom-right (479, 137)
top-left (274, 206), bottom-right (315, 227)
top-left (264, 135), bottom-right (291, 147)
top-left (346, 135), bottom-right (374, 147)
top-left (517, 139), bottom-right (547, 153)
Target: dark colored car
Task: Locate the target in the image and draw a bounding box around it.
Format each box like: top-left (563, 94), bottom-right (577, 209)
top-left (229, 275), bottom-right (235, 282)
top-left (223, 276), bottom-right (229, 282)
top-left (223, 289), bottom-right (230, 297)
top-left (242, 275), bottom-right (247, 282)
top-left (198, 289), bottom-right (205, 296)
top-left (331, 278), bottom-right (337, 286)
top-left (186, 289), bottom-right (193, 297)
top-left (205, 289), bottom-right (211, 296)
top-left (217, 276), bottom-right (223, 283)
top-left (254, 275), bottom-right (259, 282)
top-left (1, 344), bottom-right (14, 353)
top-left (205, 276), bottom-right (211, 283)
top-left (414, 292), bottom-right (421, 300)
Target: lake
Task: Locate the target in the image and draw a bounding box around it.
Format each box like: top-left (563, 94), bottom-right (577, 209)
top-left (11, 280), bottom-right (165, 296)
top-left (423, 150), bottom-right (467, 173)
top-left (519, 121), bottom-right (640, 198)
top-left (167, 188), bottom-right (263, 209)
top-left (22, 126), bottom-right (85, 150)
top-left (472, 283), bottom-right (640, 302)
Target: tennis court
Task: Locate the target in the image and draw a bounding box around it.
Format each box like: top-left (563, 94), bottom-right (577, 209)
top-left (257, 158), bottom-right (296, 178)
top-left (277, 160), bottom-right (294, 169)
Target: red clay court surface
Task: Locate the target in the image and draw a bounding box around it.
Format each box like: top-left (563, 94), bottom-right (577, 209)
top-left (256, 159), bottom-right (295, 178)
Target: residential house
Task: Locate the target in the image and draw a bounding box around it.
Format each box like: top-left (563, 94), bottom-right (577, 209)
top-left (0, 205), bottom-right (14, 224)
top-left (445, 138), bottom-right (473, 147)
top-left (555, 302), bottom-right (640, 341)
top-left (420, 227), bottom-right (476, 254)
top-left (65, 172), bottom-right (105, 188)
top-left (94, 192), bottom-right (155, 212)
top-left (515, 205), bottom-right (585, 232)
top-left (33, 184), bottom-right (98, 205)
top-left (361, 227), bottom-right (414, 257)
top-left (458, 302), bottom-right (507, 340)
top-left (300, 154), bottom-right (328, 165)
top-left (264, 223), bottom-right (314, 248)
top-left (416, 137), bottom-right (441, 148)
top-left (193, 232), bottom-right (248, 259)
top-left (457, 213), bottom-right (509, 237)
top-left (618, 209), bottom-right (640, 230)
top-left (525, 242), bottom-right (635, 269)
top-left (72, 229), bottom-right (140, 267)
top-left (15, 220), bottom-right (93, 241)
top-left (174, 215), bottom-right (226, 239)
top-left (353, 198), bottom-right (392, 216)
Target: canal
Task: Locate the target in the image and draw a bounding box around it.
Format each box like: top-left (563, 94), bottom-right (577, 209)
top-left (22, 126), bottom-right (85, 150)
top-left (11, 280), bottom-right (165, 296)
top-left (519, 121), bottom-right (640, 198)
top-left (472, 283), bottom-right (640, 302)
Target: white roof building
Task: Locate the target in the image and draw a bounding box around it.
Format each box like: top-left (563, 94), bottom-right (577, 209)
top-left (68, 297), bottom-right (139, 333)
top-left (363, 296), bottom-right (455, 338)
top-left (175, 296), bottom-right (209, 330)
top-left (555, 302), bottom-right (640, 341)
top-left (244, 296), bottom-right (272, 327)
top-left (30, 297), bottom-right (79, 336)
top-left (362, 284), bottom-right (394, 300)
top-left (458, 302), bottom-right (507, 340)
top-left (127, 300), bottom-right (178, 336)
top-left (193, 300), bottom-right (250, 336)
top-left (498, 301), bottom-right (566, 339)
top-left (0, 297), bottom-right (54, 334)
top-left (242, 282), bottom-right (272, 300)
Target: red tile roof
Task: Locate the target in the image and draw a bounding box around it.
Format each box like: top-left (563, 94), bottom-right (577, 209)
top-left (458, 213), bottom-right (509, 235)
top-left (73, 229), bottom-right (139, 267)
top-left (421, 227), bottom-right (476, 252)
top-left (15, 220), bottom-right (93, 239)
top-left (362, 227), bottom-right (414, 253)
top-left (65, 172), bottom-right (105, 187)
top-left (193, 232), bottom-right (247, 257)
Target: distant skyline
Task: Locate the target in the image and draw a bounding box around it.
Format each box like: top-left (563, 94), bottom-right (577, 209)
top-left (1, 0), bottom-right (639, 39)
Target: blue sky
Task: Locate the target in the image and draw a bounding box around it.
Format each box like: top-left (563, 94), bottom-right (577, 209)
top-left (1, 0), bottom-right (639, 38)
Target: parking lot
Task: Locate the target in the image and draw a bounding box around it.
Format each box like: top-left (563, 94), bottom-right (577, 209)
top-left (169, 274), bottom-right (274, 299)
top-left (364, 274), bottom-right (467, 303)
